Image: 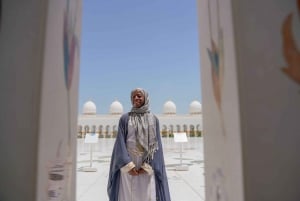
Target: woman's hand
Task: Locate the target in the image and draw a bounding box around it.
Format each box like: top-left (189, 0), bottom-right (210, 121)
top-left (128, 167), bottom-right (147, 175)
top-left (128, 168), bottom-right (139, 176)
top-left (137, 168), bottom-right (147, 174)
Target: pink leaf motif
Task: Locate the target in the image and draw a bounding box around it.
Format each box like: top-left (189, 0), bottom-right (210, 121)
top-left (281, 3), bottom-right (300, 85)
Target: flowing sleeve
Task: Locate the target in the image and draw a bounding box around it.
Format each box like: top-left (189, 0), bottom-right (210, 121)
top-left (151, 116), bottom-right (171, 201)
top-left (107, 113), bottom-right (132, 201)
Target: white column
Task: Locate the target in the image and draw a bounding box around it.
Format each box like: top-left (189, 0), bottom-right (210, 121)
top-left (197, 0), bottom-right (300, 201)
top-left (0, 0), bottom-right (82, 200)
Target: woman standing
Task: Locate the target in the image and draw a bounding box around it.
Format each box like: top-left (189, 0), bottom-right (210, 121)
top-left (107, 88), bottom-right (171, 201)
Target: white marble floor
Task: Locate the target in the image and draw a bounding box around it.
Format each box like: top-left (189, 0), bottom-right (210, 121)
top-left (76, 137), bottom-right (205, 201)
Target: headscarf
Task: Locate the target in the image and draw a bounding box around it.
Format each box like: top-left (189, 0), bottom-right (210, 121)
top-left (129, 88), bottom-right (158, 163)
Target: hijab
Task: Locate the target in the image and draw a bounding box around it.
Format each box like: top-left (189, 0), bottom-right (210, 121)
top-left (129, 88), bottom-right (158, 163)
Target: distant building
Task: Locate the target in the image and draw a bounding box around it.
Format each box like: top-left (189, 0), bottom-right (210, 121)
top-left (77, 100), bottom-right (203, 138)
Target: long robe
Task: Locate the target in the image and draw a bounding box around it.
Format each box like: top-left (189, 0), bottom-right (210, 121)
top-left (107, 113), bottom-right (171, 201)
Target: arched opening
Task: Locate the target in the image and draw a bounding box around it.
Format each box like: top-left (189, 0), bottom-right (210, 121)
top-left (76, 1), bottom-right (204, 201)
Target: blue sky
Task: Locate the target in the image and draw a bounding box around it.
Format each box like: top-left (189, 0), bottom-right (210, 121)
top-left (78, 0), bottom-right (202, 114)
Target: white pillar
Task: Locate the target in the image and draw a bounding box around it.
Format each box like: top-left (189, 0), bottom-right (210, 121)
top-left (197, 0), bottom-right (300, 200)
top-left (0, 1), bottom-right (82, 200)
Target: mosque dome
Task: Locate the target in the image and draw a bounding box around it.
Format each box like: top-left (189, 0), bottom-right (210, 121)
top-left (109, 100), bottom-right (123, 115)
top-left (163, 100), bottom-right (176, 114)
top-left (83, 101), bottom-right (97, 115)
top-left (189, 100), bottom-right (202, 114)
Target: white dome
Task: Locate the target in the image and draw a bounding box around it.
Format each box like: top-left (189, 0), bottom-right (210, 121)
top-left (83, 101), bottom-right (97, 115)
top-left (109, 100), bottom-right (123, 115)
top-left (163, 100), bottom-right (176, 114)
top-left (189, 100), bottom-right (202, 114)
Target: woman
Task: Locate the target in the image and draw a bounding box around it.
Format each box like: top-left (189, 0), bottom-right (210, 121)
top-left (107, 88), bottom-right (171, 201)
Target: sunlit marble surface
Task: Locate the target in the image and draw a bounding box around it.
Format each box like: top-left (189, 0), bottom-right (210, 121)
top-left (76, 137), bottom-right (205, 201)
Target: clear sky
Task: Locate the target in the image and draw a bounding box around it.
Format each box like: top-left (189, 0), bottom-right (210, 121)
top-left (78, 0), bottom-right (202, 115)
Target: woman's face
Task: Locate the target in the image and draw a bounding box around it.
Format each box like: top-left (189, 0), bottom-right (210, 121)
top-left (132, 90), bottom-right (145, 108)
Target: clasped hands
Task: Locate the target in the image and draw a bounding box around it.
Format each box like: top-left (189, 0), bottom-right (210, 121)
top-left (128, 167), bottom-right (147, 176)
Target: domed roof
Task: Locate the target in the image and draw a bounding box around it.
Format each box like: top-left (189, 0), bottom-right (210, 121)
top-left (109, 100), bottom-right (123, 115)
top-left (163, 100), bottom-right (176, 114)
top-left (189, 100), bottom-right (202, 114)
top-left (83, 101), bottom-right (97, 115)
